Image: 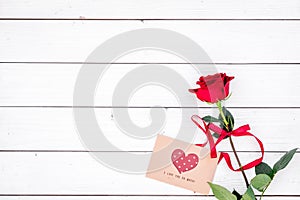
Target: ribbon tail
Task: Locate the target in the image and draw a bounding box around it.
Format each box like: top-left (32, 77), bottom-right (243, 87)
top-left (218, 131), bottom-right (264, 171)
top-left (191, 115), bottom-right (217, 158)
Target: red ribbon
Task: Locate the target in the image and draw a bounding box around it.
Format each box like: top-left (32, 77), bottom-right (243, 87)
top-left (191, 115), bottom-right (264, 171)
top-left (191, 115), bottom-right (217, 158)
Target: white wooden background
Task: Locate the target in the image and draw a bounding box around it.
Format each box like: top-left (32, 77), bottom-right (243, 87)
top-left (0, 0), bottom-right (300, 199)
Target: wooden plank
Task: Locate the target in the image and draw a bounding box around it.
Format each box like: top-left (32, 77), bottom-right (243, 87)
top-left (1, 21), bottom-right (300, 63)
top-left (0, 152), bottom-right (298, 195)
top-left (0, 197), bottom-right (297, 199)
top-left (0, 107), bottom-right (298, 151)
top-left (1, 0), bottom-right (300, 19)
top-left (0, 64), bottom-right (299, 107)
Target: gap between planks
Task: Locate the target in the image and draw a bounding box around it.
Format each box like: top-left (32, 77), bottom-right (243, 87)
top-left (2, 18), bottom-right (300, 21)
top-left (2, 62), bottom-right (300, 64)
top-left (0, 150), bottom-right (298, 153)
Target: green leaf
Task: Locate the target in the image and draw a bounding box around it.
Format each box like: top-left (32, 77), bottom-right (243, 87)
top-left (250, 174), bottom-right (272, 192)
top-left (202, 116), bottom-right (220, 123)
top-left (232, 189), bottom-right (242, 200)
top-left (218, 107), bottom-right (234, 131)
top-left (255, 162), bottom-right (274, 179)
top-left (208, 182), bottom-right (237, 200)
top-left (241, 186), bottom-right (256, 200)
top-left (273, 148), bottom-right (298, 174)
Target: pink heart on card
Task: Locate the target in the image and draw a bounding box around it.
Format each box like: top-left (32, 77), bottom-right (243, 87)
top-left (171, 149), bottom-right (199, 174)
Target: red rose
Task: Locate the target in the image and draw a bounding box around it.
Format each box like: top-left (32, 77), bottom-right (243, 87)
top-left (189, 73), bottom-right (234, 103)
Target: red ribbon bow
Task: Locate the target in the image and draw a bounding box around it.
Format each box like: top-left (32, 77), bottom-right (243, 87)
top-left (191, 115), bottom-right (264, 171)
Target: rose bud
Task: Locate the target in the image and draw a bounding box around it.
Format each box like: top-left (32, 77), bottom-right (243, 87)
top-left (189, 73), bottom-right (234, 103)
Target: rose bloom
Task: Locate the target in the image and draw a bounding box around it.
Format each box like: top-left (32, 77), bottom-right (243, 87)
top-left (189, 73), bottom-right (234, 103)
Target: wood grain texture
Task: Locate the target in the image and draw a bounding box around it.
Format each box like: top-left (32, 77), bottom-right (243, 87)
top-left (0, 197), bottom-right (298, 199)
top-left (0, 64), bottom-right (299, 107)
top-left (1, 0), bottom-right (300, 19)
top-left (1, 21), bottom-right (300, 63)
top-left (0, 152), bottom-right (298, 195)
top-left (0, 0), bottom-right (299, 198)
top-left (0, 108), bottom-right (298, 151)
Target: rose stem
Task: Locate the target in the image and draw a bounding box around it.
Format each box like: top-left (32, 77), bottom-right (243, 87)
top-left (259, 181), bottom-right (271, 200)
top-left (216, 101), bottom-right (250, 188)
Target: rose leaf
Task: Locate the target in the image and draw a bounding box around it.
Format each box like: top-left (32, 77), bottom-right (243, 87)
top-left (250, 174), bottom-right (272, 192)
top-left (255, 162), bottom-right (274, 179)
top-left (273, 148), bottom-right (298, 174)
top-left (208, 182), bottom-right (237, 200)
